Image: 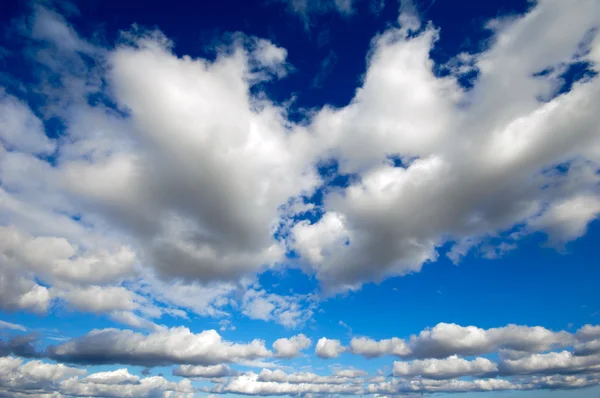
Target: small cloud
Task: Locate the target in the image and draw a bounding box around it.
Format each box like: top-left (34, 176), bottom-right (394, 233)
top-left (219, 319), bottom-right (236, 332)
top-left (0, 320), bottom-right (27, 332)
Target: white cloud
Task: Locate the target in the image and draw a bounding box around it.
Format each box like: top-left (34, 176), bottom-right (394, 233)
top-left (315, 337), bottom-right (346, 359)
top-left (0, 356), bottom-right (85, 395)
top-left (393, 355), bottom-right (498, 379)
top-left (216, 371), bottom-right (363, 396)
top-left (576, 324), bottom-right (600, 341)
top-left (0, 320), bottom-right (26, 332)
top-left (242, 288), bottom-right (315, 328)
top-left (173, 364), bottom-right (236, 378)
top-left (0, 91), bottom-right (55, 154)
top-left (273, 334), bottom-right (312, 358)
top-left (257, 369), bottom-right (364, 384)
top-left (54, 285), bottom-right (138, 314)
top-left (350, 322), bottom-right (574, 359)
top-left (350, 336), bottom-right (410, 358)
top-left (47, 326), bottom-right (272, 366)
top-left (290, 0), bottom-right (600, 292)
top-left (499, 350), bottom-right (600, 375)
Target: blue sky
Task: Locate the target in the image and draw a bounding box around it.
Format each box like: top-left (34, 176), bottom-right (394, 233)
top-left (1, 0), bottom-right (600, 396)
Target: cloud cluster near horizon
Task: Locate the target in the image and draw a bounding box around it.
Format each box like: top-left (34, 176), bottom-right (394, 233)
top-left (3, 321), bottom-right (600, 396)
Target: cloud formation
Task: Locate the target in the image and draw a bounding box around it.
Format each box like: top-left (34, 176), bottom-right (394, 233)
top-left (47, 327), bottom-right (272, 366)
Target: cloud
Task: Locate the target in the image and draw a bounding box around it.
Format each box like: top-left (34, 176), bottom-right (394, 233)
top-left (0, 0), bottom-right (599, 365)
top-left (290, 0), bottom-right (600, 292)
top-left (241, 289), bottom-right (316, 328)
top-left (392, 355), bottom-right (498, 379)
top-left (216, 371), bottom-right (363, 396)
top-left (499, 350), bottom-right (600, 376)
top-left (350, 322), bottom-right (574, 359)
top-left (173, 364), bottom-right (237, 379)
top-left (275, 0), bottom-right (355, 29)
top-left (350, 337), bottom-right (410, 358)
top-left (0, 356), bottom-right (85, 395)
top-left (273, 334), bottom-right (312, 358)
top-left (257, 369), bottom-right (365, 384)
top-left (0, 357), bottom-right (194, 397)
top-left (47, 327), bottom-right (272, 366)
top-left (0, 320), bottom-right (26, 332)
top-left (0, 91), bottom-right (55, 154)
top-left (315, 337), bottom-right (346, 359)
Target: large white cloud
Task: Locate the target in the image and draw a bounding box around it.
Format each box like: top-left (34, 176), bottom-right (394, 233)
top-left (349, 322), bottom-right (574, 359)
top-left (291, 0), bottom-right (600, 291)
top-left (47, 327), bottom-right (272, 366)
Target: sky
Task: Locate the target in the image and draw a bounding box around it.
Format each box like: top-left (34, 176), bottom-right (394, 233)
top-left (0, 0), bottom-right (600, 396)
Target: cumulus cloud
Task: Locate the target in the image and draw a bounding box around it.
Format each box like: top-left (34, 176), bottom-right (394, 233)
top-left (257, 369), bottom-right (365, 384)
top-left (291, 0), bottom-right (600, 292)
top-left (273, 334), bottom-right (312, 358)
top-left (393, 355), bottom-right (498, 379)
top-left (350, 336), bottom-right (410, 358)
top-left (499, 350), bottom-right (600, 376)
top-left (47, 327), bottom-right (272, 366)
top-left (173, 364), bottom-right (237, 379)
top-left (0, 357), bottom-right (194, 397)
top-left (315, 337), bottom-right (346, 359)
top-left (350, 322), bottom-right (574, 359)
top-left (0, 356), bottom-right (84, 396)
top-left (215, 371), bottom-right (363, 396)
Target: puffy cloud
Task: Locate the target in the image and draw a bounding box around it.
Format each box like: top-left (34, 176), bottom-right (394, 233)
top-left (0, 356), bottom-right (84, 395)
top-left (406, 323), bottom-right (574, 359)
top-left (573, 339), bottom-right (600, 356)
top-left (70, 31), bottom-right (319, 286)
top-left (0, 269), bottom-right (51, 314)
top-left (173, 364), bottom-right (236, 379)
top-left (47, 327), bottom-right (272, 366)
top-left (257, 369), bottom-right (364, 385)
top-left (368, 377), bottom-right (519, 395)
top-left (499, 350), bottom-right (600, 376)
top-left (291, 0), bottom-right (600, 292)
top-left (576, 324), bottom-right (600, 341)
top-left (392, 355), bottom-right (498, 379)
top-left (351, 322), bottom-right (574, 359)
top-left (0, 358), bottom-right (195, 397)
top-left (0, 224), bottom-right (135, 286)
top-left (333, 368), bottom-right (369, 378)
top-left (61, 368), bottom-right (194, 398)
top-left (350, 336), bottom-right (410, 358)
top-left (315, 337), bottom-right (346, 359)
top-left (216, 371), bottom-right (364, 396)
top-left (273, 334), bottom-right (311, 358)
top-left (54, 285), bottom-right (138, 314)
